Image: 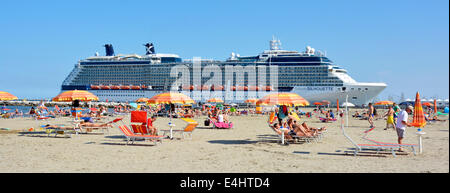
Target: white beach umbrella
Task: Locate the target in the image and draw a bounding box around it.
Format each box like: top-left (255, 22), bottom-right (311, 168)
top-left (405, 98), bottom-right (412, 101)
top-left (341, 102), bottom-right (355, 107)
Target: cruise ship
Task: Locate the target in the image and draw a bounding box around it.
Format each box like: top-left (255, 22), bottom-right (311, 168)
top-left (60, 38), bottom-right (387, 105)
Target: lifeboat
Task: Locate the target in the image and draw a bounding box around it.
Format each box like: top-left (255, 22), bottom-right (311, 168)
top-left (201, 85), bottom-right (209, 91)
top-left (131, 85), bottom-right (141, 90)
top-left (100, 85), bottom-right (110, 90)
top-left (237, 86), bottom-right (248, 91)
top-left (120, 85), bottom-right (131, 90)
top-left (182, 85), bottom-right (192, 91)
top-left (265, 86), bottom-right (273, 91)
top-left (249, 86), bottom-right (260, 91)
top-left (90, 85), bottom-right (100, 90)
top-left (111, 85), bottom-right (120, 90)
top-left (211, 85), bottom-right (224, 91)
top-left (141, 85), bottom-right (148, 89)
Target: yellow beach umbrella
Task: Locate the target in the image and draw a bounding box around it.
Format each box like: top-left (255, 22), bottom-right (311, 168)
top-left (256, 92), bottom-right (309, 106)
top-left (147, 92), bottom-right (195, 104)
top-left (52, 90), bottom-right (98, 102)
top-left (207, 98), bottom-right (224, 103)
top-left (0, 91), bottom-right (18, 101)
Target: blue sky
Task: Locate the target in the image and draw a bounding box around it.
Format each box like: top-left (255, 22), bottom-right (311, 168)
top-left (0, 0), bottom-right (448, 101)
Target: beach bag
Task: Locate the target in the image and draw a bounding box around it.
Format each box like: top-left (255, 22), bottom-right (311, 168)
top-left (204, 119), bottom-right (210, 126)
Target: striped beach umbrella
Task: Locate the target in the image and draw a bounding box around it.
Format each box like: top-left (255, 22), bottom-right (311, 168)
top-left (207, 98), bottom-right (224, 103)
top-left (147, 92), bottom-right (194, 104)
top-left (244, 98), bottom-right (258, 104)
top-left (256, 92), bottom-right (309, 106)
top-left (52, 90), bottom-right (98, 102)
top-left (411, 92), bottom-right (426, 128)
top-left (0, 91), bottom-right (18, 101)
top-left (374, 101), bottom-right (394, 106)
top-left (135, 97), bottom-right (150, 102)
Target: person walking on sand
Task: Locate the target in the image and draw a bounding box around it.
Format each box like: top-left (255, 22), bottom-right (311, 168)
top-left (384, 106), bottom-right (395, 130)
top-left (368, 103), bottom-right (375, 128)
top-left (396, 105), bottom-right (413, 152)
top-left (392, 103), bottom-right (401, 125)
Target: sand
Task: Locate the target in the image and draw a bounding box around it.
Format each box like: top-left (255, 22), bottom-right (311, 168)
top-left (0, 108), bottom-right (448, 173)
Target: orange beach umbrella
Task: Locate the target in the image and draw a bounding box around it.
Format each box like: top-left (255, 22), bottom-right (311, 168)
top-left (411, 92), bottom-right (426, 128)
top-left (336, 99), bottom-right (340, 112)
top-left (434, 99), bottom-right (437, 114)
top-left (313, 102), bottom-right (323, 106)
top-left (52, 90), bottom-right (98, 102)
top-left (422, 102), bottom-right (433, 107)
top-left (207, 98), bottom-right (224, 103)
top-left (256, 92), bottom-right (309, 106)
top-left (147, 92), bottom-right (194, 104)
top-left (244, 98), bottom-right (258, 104)
top-left (135, 97), bottom-right (150, 102)
top-left (0, 91), bottom-right (18, 101)
top-left (374, 101), bottom-right (394, 106)
top-left (321, 100), bottom-right (331, 105)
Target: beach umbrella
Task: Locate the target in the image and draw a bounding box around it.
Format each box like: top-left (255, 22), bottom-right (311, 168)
top-left (374, 101), bottom-right (394, 106)
top-left (52, 90), bottom-right (98, 102)
top-left (434, 99), bottom-right (437, 114)
top-left (411, 92), bottom-right (426, 128)
top-left (207, 98), bottom-right (224, 103)
top-left (0, 91), bottom-right (18, 101)
top-left (135, 97), bottom-right (150, 102)
top-left (147, 92), bottom-right (195, 104)
top-left (336, 99), bottom-right (339, 112)
top-left (256, 92), bottom-right (309, 106)
top-left (313, 102), bottom-right (323, 106)
top-left (321, 100), bottom-right (331, 105)
top-left (341, 102), bottom-right (355, 107)
top-left (422, 102), bottom-right (433, 107)
top-left (244, 98), bottom-right (258, 104)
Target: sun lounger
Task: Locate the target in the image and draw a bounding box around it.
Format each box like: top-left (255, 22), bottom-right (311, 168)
top-left (362, 128), bottom-right (418, 155)
top-left (341, 123), bottom-right (405, 157)
top-left (79, 118), bottom-right (123, 135)
top-left (161, 118), bottom-right (198, 139)
top-left (117, 124), bottom-right (165, 146)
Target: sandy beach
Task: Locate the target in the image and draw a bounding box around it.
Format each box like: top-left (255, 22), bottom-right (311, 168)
top-left (0, 108), bottom-right (448, 173)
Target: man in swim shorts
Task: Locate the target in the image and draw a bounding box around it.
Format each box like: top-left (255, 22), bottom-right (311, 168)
top-left (368, 103), bottom-right (375, 128)
top-left (384, 105), bottom-right (395, 130)
top-left (396, 105), bottom-right (413, 152)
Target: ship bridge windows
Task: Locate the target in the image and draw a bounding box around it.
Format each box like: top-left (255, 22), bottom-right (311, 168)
top-left (161, 57), bottom-right (182, 63)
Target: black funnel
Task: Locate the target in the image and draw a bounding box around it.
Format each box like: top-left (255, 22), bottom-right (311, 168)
top-left (104, 44), bottom-right (115, 56)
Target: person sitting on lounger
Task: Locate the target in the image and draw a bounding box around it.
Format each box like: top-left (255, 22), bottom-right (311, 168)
top-left (286, 116), bottom-right (325, 137)
top-left (269, 123), bottom-right (295, 141)
top-left (146, 115), bottom-right (158, 135)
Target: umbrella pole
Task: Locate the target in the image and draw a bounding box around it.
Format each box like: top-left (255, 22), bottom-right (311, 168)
top-left (346, 94), bottom-right (349, 128)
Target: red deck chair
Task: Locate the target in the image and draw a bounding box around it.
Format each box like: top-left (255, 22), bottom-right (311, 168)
top-left (130, 111), bottom-right (150, 134)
